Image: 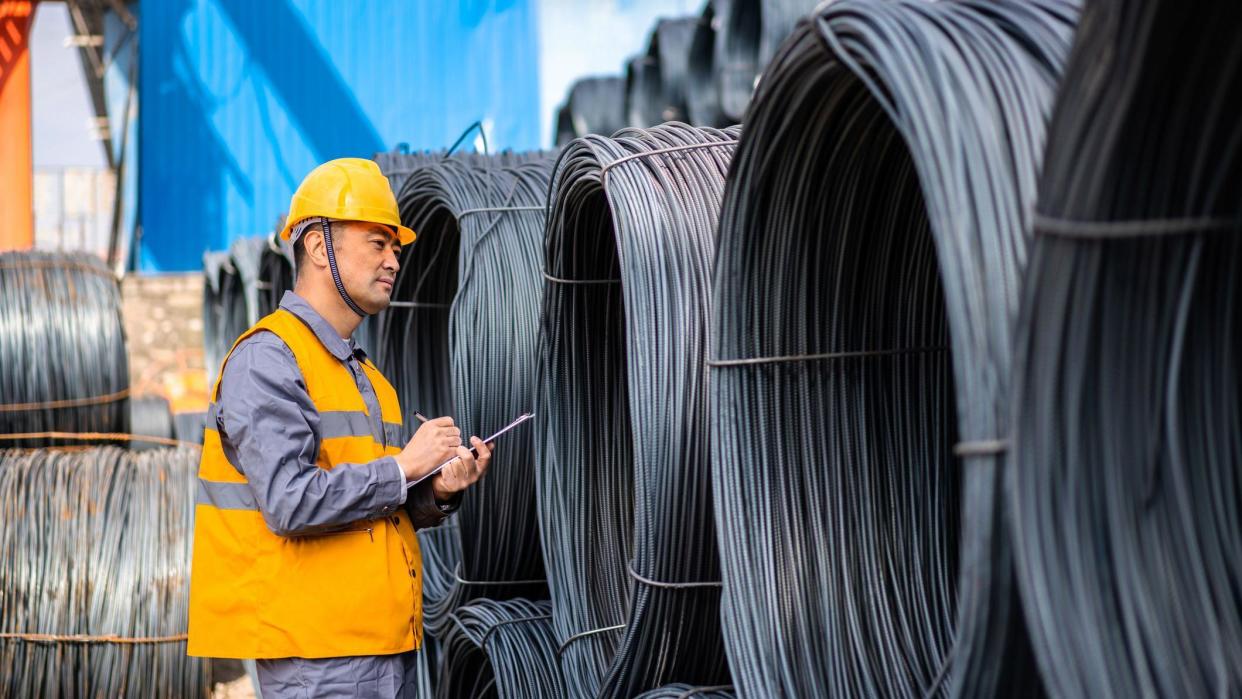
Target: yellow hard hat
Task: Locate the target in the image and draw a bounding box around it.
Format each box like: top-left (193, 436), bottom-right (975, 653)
top-left (279, 158), bottom-right (415, 245)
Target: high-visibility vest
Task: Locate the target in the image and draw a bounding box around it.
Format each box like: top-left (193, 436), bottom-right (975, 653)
top-left (187, 309), bottom-right (423, 659)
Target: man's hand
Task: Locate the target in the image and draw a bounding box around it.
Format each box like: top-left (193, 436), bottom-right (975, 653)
top-left (431, 437), bottom-right (493, 501)
top-left (395, 417), bottom-right (461, 481)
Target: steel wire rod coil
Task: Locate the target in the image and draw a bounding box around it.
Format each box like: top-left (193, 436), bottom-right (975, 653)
top-left (686, 2), bottom-right (728, 129)
top-left (375, 155), bottom-right (556, 650)
top-left (0, 445), bottom-right (207, 697)
top-left (201, 250), bottom-right (231, 381)
top-left (625, 55), bottom-right (664, 128)
top-left (636, 684), bottom-right (737, 699)
top-left (712, 0), bottom-right (760, 122)
top-left (0, 252), bottom-right (130, 447)
top-left (128, 395), bottom-right (176, 453)
top-left (539, 121), bottom-right (739, 697)
top-left (1009, 0), bottom-right (1242, 695)
top-left (436, 598), bottom-right (564, 698)
top-left (709, 1), bottom-right (1076, 696)
top-left (558, 77), bottom-right (628, 145)
top-left (256, 230), bottom-right (296, 318)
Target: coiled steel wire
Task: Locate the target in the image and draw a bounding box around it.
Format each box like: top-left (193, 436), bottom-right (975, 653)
top-left (712, 0), bottom-right (759, 121)
top-left (710, 1), bottom-right (1076, 696)
top-left (1009, 0), bottom-right (1242, 695)
top-left (686, 3), bottom-right (728, 128)
top-left (0, 252), bottom-right (130, 447)
top-left (625, 56), bottom-right (663, 128)
top-left (558, 77), bottom-right (628, 145)
top-left (436, 598), bottom-right (563, 698)
top-left (128, 395), bottom-right (175, 453)
top-left (0, 446), bottom-right (207, 697)
top-left (636, 684), bottom-right (736, 699)
top-left (257, 230), bottom-right (296, 318)
top-left (650, 18), bottom-right (699, 125)
top-left (201, 250), bottom-right (230, 379)
top-left (540, 122), bottom-right (739, 697)
top-left (573, 78), bottom-right (627, 138)
top-left (375, 155), bottom-right (556, 687)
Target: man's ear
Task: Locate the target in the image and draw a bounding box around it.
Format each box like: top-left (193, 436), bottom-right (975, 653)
top-left (302, 227), bottom-right (328, 270)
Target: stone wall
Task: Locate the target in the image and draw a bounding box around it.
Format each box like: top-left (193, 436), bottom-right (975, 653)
top-left (120, 272), bottom-right (209, 414)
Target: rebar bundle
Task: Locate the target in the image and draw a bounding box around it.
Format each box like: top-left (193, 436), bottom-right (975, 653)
top-left (1009, 0), bottom-right (1242, 695)
top-left (0, 446), bottom-right (207, 697)
top-left (436, 599), bottom-right (563, 698)
top-left (710, 1), bottom-right (1076, 696)
top-left (539, 122), bottom-right (739, 697)
top-left (0, 252), bottom-right (130, 446)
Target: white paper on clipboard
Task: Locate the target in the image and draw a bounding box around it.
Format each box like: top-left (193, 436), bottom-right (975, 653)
top-left (405, 412), bottom-right (534, 489)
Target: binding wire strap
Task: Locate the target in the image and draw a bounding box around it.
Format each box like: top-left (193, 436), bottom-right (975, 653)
top-left (709, 1), bottom-right (1077, 696)
top-left (0, 252), bottom-right (130, 447)
top-left (0, 446), bottom-right (206, 697)
top-left (1009, 0), bottom-right (1242, 695)
top-left (540, 122), bottom-right (739, 698)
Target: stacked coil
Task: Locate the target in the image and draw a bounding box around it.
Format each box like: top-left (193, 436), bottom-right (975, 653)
top-left (0, 446), bottom-right (207, 697)
top-left (256, 231), bottom-right (296, 318)
top-left (375, 155), bottom-right (556, 668)
top-left (436, 599), bottom-right (563, 698)
top-left (686, 3), bottom-right (728, 128)
top-left (0, 252), bottom-right (130, 446)
top-left (540, 122), bottom-right (738, 697)
top-left (710, 1), bottom-right (1076, 696)
top-left (1010, 0), bottom-right (1242, 695)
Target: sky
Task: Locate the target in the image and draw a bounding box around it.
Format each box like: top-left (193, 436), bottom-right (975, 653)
top-left (30, 2), bottom-right (107, 170)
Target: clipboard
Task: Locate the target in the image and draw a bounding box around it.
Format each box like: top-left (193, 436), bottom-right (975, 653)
top-left (405, 412), bottom-right (534, 489)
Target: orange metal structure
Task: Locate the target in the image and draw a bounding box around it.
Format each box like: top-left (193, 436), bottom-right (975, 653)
top-left (0, 1), bottom-right (33, 252)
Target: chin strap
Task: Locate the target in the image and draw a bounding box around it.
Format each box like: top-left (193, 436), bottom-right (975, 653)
top-left (320, 217), bottom-right (370, 317)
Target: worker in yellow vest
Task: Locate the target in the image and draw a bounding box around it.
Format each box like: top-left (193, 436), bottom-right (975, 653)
top-left (187, 158), bottom-right (492, 698)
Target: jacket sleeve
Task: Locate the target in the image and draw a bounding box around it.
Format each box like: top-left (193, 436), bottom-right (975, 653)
top-left (217, 333), bottom-right (407, 537)
top-left (405, 481), bottom-right (461, 530)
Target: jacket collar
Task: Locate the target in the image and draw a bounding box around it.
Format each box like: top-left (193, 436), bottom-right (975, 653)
top-left (278, 291), bottom-right (367, 362)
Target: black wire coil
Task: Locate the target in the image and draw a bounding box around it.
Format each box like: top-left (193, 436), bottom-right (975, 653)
top-left (128, 395), bottom-right (175, 452)
top-left (540, 122), bottom-right (739, 697)
top-left (710, 1), bottom-right (1076, 696)
top-left (374, 154), bottom-right (555, 650)
top-left (0, 252), bottom-right (130, 446)
top-left (436, 598), bottom-right (563, 698)
top-left (567, 77), bottom-right (628, 142)
top-left (636, 684), bottom-right (737, 699)
top-left (256, 231), bottom-right (295, 318)
top-left (1009, 0), bottom-right (1242, 695)
top-left (686, 3), bottom-right (728, 128)
top-left (0, 446), bottom-right (207, 697)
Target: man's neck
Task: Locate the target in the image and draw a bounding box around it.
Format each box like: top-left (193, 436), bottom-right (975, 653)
top-left (293, 281), bottom-right (363, 339)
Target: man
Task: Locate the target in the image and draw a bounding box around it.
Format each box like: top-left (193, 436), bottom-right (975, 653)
top-left (188, 158), bottom-right (491, 698)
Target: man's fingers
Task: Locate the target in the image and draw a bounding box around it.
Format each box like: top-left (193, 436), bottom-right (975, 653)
top-left (430, 416), bottom-right (455, 427)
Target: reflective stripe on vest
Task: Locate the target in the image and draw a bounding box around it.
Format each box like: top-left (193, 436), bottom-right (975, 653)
top-left (187, 309), bottom-right (423, 660)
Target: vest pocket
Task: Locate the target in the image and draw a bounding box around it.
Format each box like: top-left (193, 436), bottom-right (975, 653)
top-left (260, 522), bottom-right (416, 656)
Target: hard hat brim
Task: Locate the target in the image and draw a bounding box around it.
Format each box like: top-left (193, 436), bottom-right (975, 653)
top-left (280, 219), bottom-right (417, 246)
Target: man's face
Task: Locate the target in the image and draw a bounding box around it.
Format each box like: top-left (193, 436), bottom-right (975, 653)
top-left (332, 221), bottom-right (402, 314)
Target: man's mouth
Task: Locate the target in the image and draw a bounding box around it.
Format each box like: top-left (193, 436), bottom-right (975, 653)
top-left (377, 278), bottom-right (394, 292)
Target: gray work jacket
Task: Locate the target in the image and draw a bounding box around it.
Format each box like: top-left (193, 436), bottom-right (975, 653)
top-left (215, 291), bottom-right (455, 536)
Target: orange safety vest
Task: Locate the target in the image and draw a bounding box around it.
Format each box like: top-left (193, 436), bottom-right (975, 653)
top-left (187, 309), bottom-right (423, 659)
